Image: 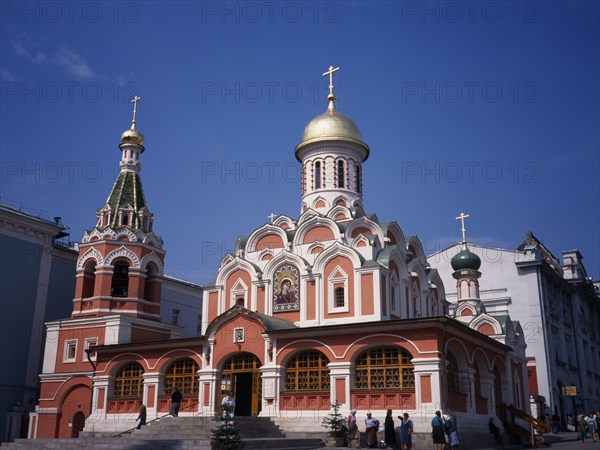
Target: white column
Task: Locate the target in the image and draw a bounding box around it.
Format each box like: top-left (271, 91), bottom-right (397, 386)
top-left (91, 375), bottom-right (110, 422)
top-left (142, 372), bottom-right (161, 419)
top-left (198, 368), bottom-right (220, 416)
top-left (328, 362), bottom-right (353, 411)
top-left (260, 365), bottom-right (284, 417)
top-left (411, 357), bottom-right (444, 414)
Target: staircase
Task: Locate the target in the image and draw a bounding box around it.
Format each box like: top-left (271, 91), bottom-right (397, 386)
top-left (0, 416), bottom-right (324, 450)
top-left (497, 402), bottom-right (552, 448)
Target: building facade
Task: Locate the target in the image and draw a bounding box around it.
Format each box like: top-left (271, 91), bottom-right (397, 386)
top-left (0, 203), bottom-right (78, 442)
top-left (429, 233), bottom-right (600, 420)
top-left (31, 72), bottom-right (531, 445)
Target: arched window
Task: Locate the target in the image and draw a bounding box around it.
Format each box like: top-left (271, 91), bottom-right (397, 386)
top-left (493, 367), bottom-right (503, 404)
top-left (337, 160), bottom-right (345, 188)
top-left (474, 365), bottom-right (482, 397)
top-left (111, 261), bottom-right (129, 297)
top-left (81, 260), bottom-right (96, 298)
top-left (447, 352), bottom-right (461, 393)
top-left (355, 347), bottom-right (414, 390)
top-left (355, 164), bottom-right (361, 193)
top-left (163, 358), bottom-right (199, 394)
top-left (334, 287), bottom-right (345, 308)
top-left (144, 263), bottom-right (159, 302)
top-left (285, 351), bottom-right (330, 391)
top-left (113, 362), bottom-right (144, 398)
top-left (315, 161), bottom-right (321, 189)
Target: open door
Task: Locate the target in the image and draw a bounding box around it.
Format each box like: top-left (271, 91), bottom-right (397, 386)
top-left (219, 352), bottom-right (262, 416)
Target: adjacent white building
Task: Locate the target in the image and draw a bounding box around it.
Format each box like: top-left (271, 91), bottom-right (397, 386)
top-left (429, 231), bottom-right (600, 419)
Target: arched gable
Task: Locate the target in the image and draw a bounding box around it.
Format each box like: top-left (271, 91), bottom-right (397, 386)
top-left (293, 217), bottom-right (341, 247)
top-left (471, 314), bottom-right (503, 336)
top-left (407, 236), bottom-right (427, 264)
top-left (313, 242), bottom-right (362, 274)
top-left (215, 256), bottom-right (261, 287)
top-left (113, 227), bottom-right (137, 242)
top-left (246, 224), bottom-right (288, 253)
top-left (297, 208), bottom-right (322, 225)
top-left (262, 250), bottom-right (310, 280)
top-left (327, 205), bottom-right (352, 222)
top-left (77, 248), bottom-right (104, 270)
top-left (456, 302), bottom-right (477, 317)
top-left (311, 196), bottom-right (329, 210)
top-left (273, 215), bottom-right (295, 230)
top-left (427, 269), bottom-right (446, 301)
top-left (384, 221), bottom-right (407, 248)
top-left (104, 246), bottom-right (141, 269)
top-left (345, 216), bottom-right (384, 245)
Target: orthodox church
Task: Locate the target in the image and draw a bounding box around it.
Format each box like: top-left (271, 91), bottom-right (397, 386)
top-left (30, 69), bottom-right (531, 445)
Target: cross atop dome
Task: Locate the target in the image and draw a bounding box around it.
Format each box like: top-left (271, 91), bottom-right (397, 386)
top-left (130, 95), bottom-right (141, 129)
top-left (322, 65), bottom-right (340, 101)
top-left (455, 212), bottom-right (470, 244)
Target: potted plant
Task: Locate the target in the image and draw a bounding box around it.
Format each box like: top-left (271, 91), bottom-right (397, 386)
top-left (321, 401), bottom-right (348, 447)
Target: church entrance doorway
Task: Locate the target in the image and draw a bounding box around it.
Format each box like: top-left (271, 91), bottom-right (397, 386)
top-left (220, 353), bottom-right (262, 416)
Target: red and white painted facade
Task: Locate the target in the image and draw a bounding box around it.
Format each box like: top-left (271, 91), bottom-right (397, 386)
top-left (30, 84), bottom-right (529, 440)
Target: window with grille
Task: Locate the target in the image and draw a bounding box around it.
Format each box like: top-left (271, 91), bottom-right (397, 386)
top-left (113, 362), bottom-right (144, 398)
top-left (315, 162), bottom-right (321, 189)
top-left (355, 164), bottom-right (361, 193)
top-left (163, 358), bottom-right (199, 395)
top-left (354, 347), bottom-right (414, 390)
top-left (334, 287), bottom-right (345, 308)
top-left (337, 160), bottom-right (345, 188)
top-left (285, 351), bottom-right (330, 392)
top-left (111, 261), bottom-right (129, 297)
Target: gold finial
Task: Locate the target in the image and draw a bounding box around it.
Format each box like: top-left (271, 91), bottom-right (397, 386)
top-left (322, 65), bottom-right (340, 101)
top-left (130, 95), bottom-right (141, 129)
top-left (455, 212), bottom-right (470, 246)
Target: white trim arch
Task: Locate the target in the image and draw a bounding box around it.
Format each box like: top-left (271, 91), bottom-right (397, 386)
top-left (246, 224), bottom-right (289, 253)
top-left (77, 248), bottom-right (104, 270)
top-left (331, 195), bottom-right (349, 208)
top-left (293, 216), bottom-right (342, 247)
top-left (104, 246), bottom-right (141, 269)
top-left (406, 236), bottom-right (427, 264)
top-left (273, 215), bottom-right (295, 230)
top-left (351, 234), bottom-right (370, 249)
top-left (219, 253), bottom-right (235, 270)
top-left (312, 242), bottom-right (362, 274)
top-left (327, 205), bottom-right (352, 221)
top-left (113, 227), bottom-right (137, 242)
top-left (141, 252), bottom-right (164, 275)
top-left (384, 221), bottom-right (407, 248)
top-left (344, 216), bottom-right (384, 244)
top-left (262, 250), bottom-right (310, 281)
top-left (456, 302), bottom-right (478, 317)
top-left (215, 256), bottom-right (261, 287)
top-left (311, 195), bottom-right (329, 210)
top-left (297, 208), bottom-right (322, 225)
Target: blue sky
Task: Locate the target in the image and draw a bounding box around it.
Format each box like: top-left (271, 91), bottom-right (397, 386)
top-left (1, 1), bottom-right (598, 284)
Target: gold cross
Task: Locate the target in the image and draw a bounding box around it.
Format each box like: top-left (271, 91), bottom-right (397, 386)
top-left (322, 66), bottom-right (340, 98)
top-left (455, 212), bottom-right (470, 243)
top-left (131, 95), bottom-right (141, 125)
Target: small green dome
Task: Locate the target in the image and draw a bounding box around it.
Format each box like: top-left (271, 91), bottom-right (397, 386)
top-left (451, 246), bottom-right (481, 271)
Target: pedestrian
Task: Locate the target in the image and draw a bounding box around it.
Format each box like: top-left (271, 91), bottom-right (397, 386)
top-left (551, 412), bottom-right (560, 434)
top-left (221, 391), bottom-right (236, 420)
top-left (347, 409), bottom-right (360, 448)
top-left (135, 400), bottom-right (147, 429)
top-left (587, 413), bottom-right (597, 442)
top-left (444, 414), bottom-right (459, 450)
top-left (384, 409), bottom-right (396, 449)
top-left (577, 414), bottom-right (588, 442)
top-left (169, 386), bottom-right (182, 417)
top-left (431, 410), bottom-right (446, 450)
top-left (488, 417), bottom-right (502, 445)
top-left (365, 411), bottom-right (380, 449)
top-left (398, 413), bottom-right (413, 450)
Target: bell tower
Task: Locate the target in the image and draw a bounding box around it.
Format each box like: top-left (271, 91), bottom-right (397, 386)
top-left (72, 97), bottom-right (165, 321)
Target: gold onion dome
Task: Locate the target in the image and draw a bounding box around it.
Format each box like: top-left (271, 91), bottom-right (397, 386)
top-left (301, 94), bottom-right (364, 144)
top-left (120, 124), bottom-right (144, 147)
